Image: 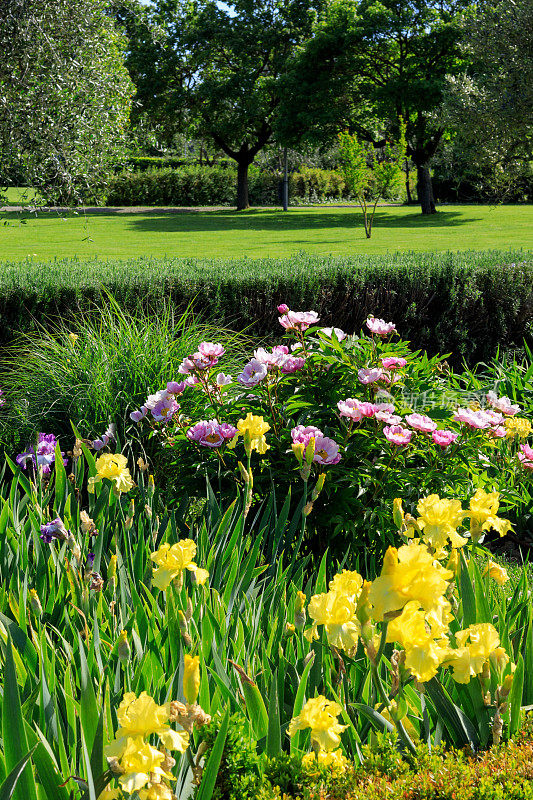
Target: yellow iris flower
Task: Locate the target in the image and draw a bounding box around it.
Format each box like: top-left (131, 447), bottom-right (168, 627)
top-left (369, 540), bottom-right (452, 621)
top-left (288, 696), bottom-right (347, 752)
top-left (468, 489), bottom-right (512, 540)
top-left (183, 654), bottom-right (201, 705)
top-left (484, 559), bottom-right (509, 585)
top-left (308, 590), bottom-right (360, 651)
top-left (445, 623), bottom-right (502, 683)
top-left (104, 692), bottom-right (189, 794)
top-left (88, 453), bottom-right (134, 496)
top-left (150, 540), bottom-right (209, 590)
top-left (234, 413), bottom-right (270, 454)
top-left (416, 495), bottom-right (467, 555)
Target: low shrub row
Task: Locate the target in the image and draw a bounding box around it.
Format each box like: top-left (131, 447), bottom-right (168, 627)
top-left (202, 716), bottom-right (533, 800)
top-left (0, 251), bottom-right (531, 365)
top-left (105, 165), bottom-right (353, 206)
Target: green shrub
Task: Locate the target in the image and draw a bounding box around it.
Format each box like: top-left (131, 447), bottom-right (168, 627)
top-left (260, 720), bottom-right (533, 799)
top-left (105, 164), bottom-right (352, 206)
top-left (106, 165), bottom-right (238, 206)
top-left (0, 251), bottom-right (530, 365)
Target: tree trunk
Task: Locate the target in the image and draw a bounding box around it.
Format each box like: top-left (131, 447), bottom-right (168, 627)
top-left (416, 163), bottom-right (436, 214)
top-left (236, 159), bottom-right (250, 210)
top-left (405, 161), bottom-right (413, 204)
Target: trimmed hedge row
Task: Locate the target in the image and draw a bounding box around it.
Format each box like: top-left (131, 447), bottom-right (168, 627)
top-left (105, 165), bottom-right (350, 206)
top-left (0, 250), bottom-right (531, 366)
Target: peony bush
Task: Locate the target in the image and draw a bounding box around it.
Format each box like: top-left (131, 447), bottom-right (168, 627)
top-left (128, 306), bottom-right (533, 562)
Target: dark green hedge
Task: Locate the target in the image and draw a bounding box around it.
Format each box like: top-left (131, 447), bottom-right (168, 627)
top-left (0, 250), bottom-right (531, 366)
top-left (105, 165), bottom-right (351, 206)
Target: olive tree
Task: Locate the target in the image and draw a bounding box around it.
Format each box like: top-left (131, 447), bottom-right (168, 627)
top-left (0, 0), bottom-right (134, 205)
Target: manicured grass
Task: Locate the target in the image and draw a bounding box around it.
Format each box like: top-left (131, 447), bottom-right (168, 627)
top-left (0, 204), bottom-right (531, 260)
top-left (1, 186), bottom-right (38, 205)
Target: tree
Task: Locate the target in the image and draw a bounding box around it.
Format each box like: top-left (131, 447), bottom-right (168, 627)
top-left (128, 0), bottom-right (324, 209)
top-left (0, 0), bottom-right (134, 204)
top-left (277, 0), bottom-right (468, 214)
top-left (338, 122), bottom-right (406, 238)
top-left (441, 0), bottom-right (533, 200)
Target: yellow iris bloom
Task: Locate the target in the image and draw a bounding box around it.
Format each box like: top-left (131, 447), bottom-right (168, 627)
top-left (416, 494), bottom-right (467, 555)
top-left (483, 559), bottom-right (509, 585)
top-left (288, 696), bottom-right (347, 752)
top-left (468, 489), bottom-right (512, 540)
top-left (88, 453), bottom-right (134, 496)
top-left (150, 540), bottom-right (209, 590)
top-left (369, 540), bottom-right (452, 621)
top-left (308, 590), bottom-right (360, 651)
top-left (234, 413), bottom-right (270, 454)
top-left (183, 654), bottom-right (201, 705)
top-left (445, 623), bottom-right (502, 684)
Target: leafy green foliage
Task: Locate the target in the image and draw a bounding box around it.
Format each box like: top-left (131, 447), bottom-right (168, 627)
top-left (0, 0), bottom-right (134, 205)
top-left (338, 125), bottom-right (406, 237)
top-left (0, 250), bottom-right (530, 363)
top-left (277, 0), bottom-right (469, 213)
top-left (0, 423), bottom-right (530, 797)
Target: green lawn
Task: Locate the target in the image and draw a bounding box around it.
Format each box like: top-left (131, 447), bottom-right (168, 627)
top-left (0, 204), bottom-right (531, 260)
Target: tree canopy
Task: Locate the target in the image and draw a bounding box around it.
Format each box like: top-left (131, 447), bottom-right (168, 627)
top-left (0, 0), bottom-right (134, 204)
top-left (124, 0), bottom-right (325, 208)
top-left (277, 0), bottom-right (469, 213)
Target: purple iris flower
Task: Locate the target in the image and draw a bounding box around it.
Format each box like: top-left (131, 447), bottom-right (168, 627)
top-left (16, 433), bottom-right (67, 475)
top-left (40, 517), bottom-right (68, 543)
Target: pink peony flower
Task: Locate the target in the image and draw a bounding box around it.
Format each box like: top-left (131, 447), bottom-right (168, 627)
top-left (453, 408), bottom-right (492, 429)
top-left (375, 411), bottom-right (402, 424)
top-left (490, 425), bottom-right (507, 439)
top-left (381, 356), bottom-right (407, 370)
top-left (358, 367), bottom-right (383, 385)
top-left (166, 380), bottom-right (187, 394)
top-left (486, 390), bottom-right (520, 416)
top-left (380, 370), bottom-right (402, 385)
top-left (518, 443), bottom-right (533, 469)
top-left (483, 410), bottom-right (503, 425)
top-left (383, 424), bottom-right (413, 445)
top-left (178, 357), bottom-right (196, 375)
top-left (216, 373), bottom-right (232, 386)
top-left (366, 317), bottom-right (396, 336)
top-left (277, 303), bottom-right (289, 314)
top-left (374, 402), bottom-right (395, 414)
top-left (291, 425), bottom-right (323, 446)
top-left (130, 406), bottom-right (148, 423)
top-left (279, 310), bottom-right (320, 332)
top-left (338, 398), bottom-right (364, 421)
top-left (281, 356), bottom-right (305, 374)
top-left (185, 375), bottom-right (199, 387)
top-left (254, 345), bottom-right (290, 369)
top-left (432, 429), bottom-right (459, 448)
top-left (237, 359), bottom-right (268, 386)
top-left (198, 342), bottom-right (225, 362)
top-left (312, 435), bottom-right (342, 465)
top-left (145, 390), bottom-right (179, 422)
top-left (187, 419), bottom-right (237, 448)
top-left (405, 413), bottom-right (438, 433)
top-left (320, 327), bottom-right (347, 341)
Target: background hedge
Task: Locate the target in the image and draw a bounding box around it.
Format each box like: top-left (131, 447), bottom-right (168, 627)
top-left (0, 250), bottom-right (531, 366)
top-left (105, 165), bottom-right (352, 206)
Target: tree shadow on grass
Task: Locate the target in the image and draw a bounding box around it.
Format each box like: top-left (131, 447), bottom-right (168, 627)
top-left (123, 208), bottom-right (476, 235)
